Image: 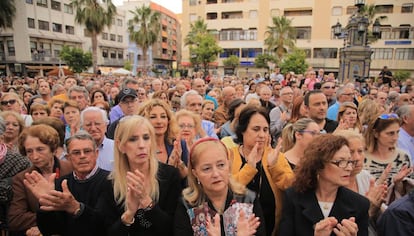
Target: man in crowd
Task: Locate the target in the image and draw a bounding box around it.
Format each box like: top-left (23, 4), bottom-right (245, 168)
top-left (327, 84), bottom-right (354, 120)
top-left (181, 90), bottom-right (218, 138)
top-left (81, 107), bottom-right (114, 171)
top-left (379, 66), bottom-right (393, 86)
top-left (270, 86), bottom-right (293, 139)
top-left (321, 80), bottom-right (336, 107)
top-left (213, 86), bottom-right (236, 126)
top-left (38, 81), bottom-right (52, 102)
top-left (109, 78), bottom-right (139, 123)
top-left (376, 91), bottom-right (388, 106)
top-left (304, 90), bottom-right (338, 133)
top-left (396, 105), bottom-right (414, 162)
top-left (192, 78), bottom-right (218, 108)
top-left (68, 86), bottom-right (89, 111)
top-left (259, 86), bottom-right (275, 114)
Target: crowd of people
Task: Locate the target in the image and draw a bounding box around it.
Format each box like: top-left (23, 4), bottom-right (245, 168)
top-left (0, 66), bottom-right (413, 236)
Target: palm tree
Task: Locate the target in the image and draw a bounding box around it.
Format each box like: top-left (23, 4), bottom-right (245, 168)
top-left (71, 0), bottom-right (116, 73)
top-left (264, 16), bottom-right (296, 60)
top-left (128, 5), bottom-right (160, 72)
top-left (185, 18), bottom-right (208, 46)
top-left (360, 4), bottom-right (387, 42)
top-left (0, 0), bottom-right (16, 30)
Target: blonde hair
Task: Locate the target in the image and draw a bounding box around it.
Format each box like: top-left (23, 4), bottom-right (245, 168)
top-left (0, 111), bottom-right (25, 134)
top-left (358, 99), bottom-right (381, 126)
top-left (281, 118), bottom-right (316, 152)
top-left (337, 102), bottom-right (362, 131)
top-left (110, 115), bottom-right (159, 209)
top-left (137, 99), bottom-right (178, 145)
top-left (175, 109), bottom-right (206, 138)
top-left (183, 138), bottom-right (245, 206)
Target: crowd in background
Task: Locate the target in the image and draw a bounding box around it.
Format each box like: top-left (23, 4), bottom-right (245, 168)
top-left (0, 65), bottom-right (413, 236)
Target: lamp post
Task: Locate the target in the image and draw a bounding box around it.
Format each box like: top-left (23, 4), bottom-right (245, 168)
top-left (334, 0), bottom-right (380, 83)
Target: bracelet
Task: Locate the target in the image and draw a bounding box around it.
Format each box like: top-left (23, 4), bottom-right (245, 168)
top-left (143, 201), bottom-right (154, 211)
top-left (121, 213), bottom-right (135, 226)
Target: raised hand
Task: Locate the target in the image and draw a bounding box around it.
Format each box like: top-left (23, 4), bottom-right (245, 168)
top-left (245, 142), bottom-right (260, 168)
top-left (26, 226), bottom-right (41, 236)
top-left (314, 217), bottom-right (338, 236)
top-left (393, 164), bottom-right (413, 184)
top-left (376, 164), bottom-right (392, 185)
top-left (206, 213), bottom-right (221, 236)
top-left (267, 138), bottom-right (282, 166)
top-left (332, 217), bottom-right (358, 236)
top-left (39, 179), bottom-right (80, 215)
top-left (365, 178), bottom-right (387, 208)
top-left (23, 171), bottom-right (56, 200)
top-left (237, 210), bottom-right (260, 236)
top-left (169, 137), bottom-right (183, 168)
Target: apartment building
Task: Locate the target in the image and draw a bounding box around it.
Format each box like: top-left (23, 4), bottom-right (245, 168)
top-left (0, 0), bottom-right (128, 76)
top-left (182, 0), bottom-right (414, 77)
top-left (118, 0), bottom-right (181, 74)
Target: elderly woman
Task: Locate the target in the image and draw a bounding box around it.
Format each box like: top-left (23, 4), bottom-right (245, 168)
top-left (8, 125), bottom-right (72, 236)
top-left (279, 134), bottom-right (369, 236)
top-left (0, 92), bottom-right (32, 126)
top-left (48, 98), bottom-right (64, 119)
top-left (99, 115), bottom-right (182, 235)
top-left (281, 118), bottom-right (320, 169)
top-left (336, 102), bottom-right (362, 133)
top-left (230, 105), bottom-right (294, 235)
top-left (138, 99), bottom-right (189, 178)
top-left (201, 100), bottom-right (215, 122)
top-left (29, 103), bottom-right (50, 122)
top-left (174, 137), bottom-right (265, 235)
top-left (176, 109), bottom-right (207, 150)
top-left (0, 117), bottom-right (30, 233)
top-left (0, 111), bottom-right (25, 153)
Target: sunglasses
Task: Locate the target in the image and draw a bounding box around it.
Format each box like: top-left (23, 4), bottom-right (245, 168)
top-left (1, 99), bottom-right (17, 106)
top-left (373, 113), bottom-right (399, 129)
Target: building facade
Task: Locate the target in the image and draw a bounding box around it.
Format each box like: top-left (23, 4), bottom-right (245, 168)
top-left (182, 0), bottom-right (414, 78)
top-left (0, 0), bottom-right (128, 76)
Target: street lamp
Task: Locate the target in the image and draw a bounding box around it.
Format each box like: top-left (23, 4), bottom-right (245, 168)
top-left (372, 19), bottom-right (381, 37)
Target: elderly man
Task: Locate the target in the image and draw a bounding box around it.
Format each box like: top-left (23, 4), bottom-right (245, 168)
top-left (24, 131), bottom-right (111, 235)
top-left (396, 105), bottom-right (414, 162)
top-left (81, 107), bottom-right (114, 171)
top-left (107, 88), bottom-right (139, 139)
top-left (181, 90), bottom-right (218, 138)
top-left (305, 90), bottom-right (338, 133)
top-left (68, 86), bottom-right (89, 111)
top-left (270, 86), bottom-right (293, 138)
top-left (192, 78), bottom-right (218, 108)
top-left (326, 84), bottom-right (354, 121)
top-left (259, 86), bottom-right (275, 114)
top-left (109, 78), bottom-right (139, 123)
top-left (213, 86), bottom-right (236, 126)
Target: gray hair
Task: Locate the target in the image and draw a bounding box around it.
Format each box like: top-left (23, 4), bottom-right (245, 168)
top-left (121, 78), bottom-right (138, 90)
top-left (51, 83), bottom-right (64, 96)
top-left (396, 105), bottom-right (414, 122)
top-left (80, 106), bottom-right (109, 126)
top-left (68, 85), bottom-right (89, 100)
top-left (0, 116), bottom-right (5, 135)
top-left (65, 130), bottom-right (97, 150)
top-left (181, 90), bottom-right (200, 109)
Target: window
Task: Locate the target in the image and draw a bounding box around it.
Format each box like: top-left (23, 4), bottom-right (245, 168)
top-left (110, 51), bottom-right (116, 59)
top-left (393, 27), bottom-right (411, 39)
top-left (372, 48), bottom-right (393, 59)
top-left (102, 33), bottom-right (108, 40)
top-left (37, 0), bottom-right (47, 7)
top-left (402, 3), bottom-right (413, 13)
top-left (117, 19), bottom-right (123, 26)
top-left (332, 6), bottom-right (342, 16)
top-left (395, 48), bottom-right (414, 60)
top-left (375, 5), bottom-right (393, 14)
top-left (189, 0), bottom-right (197, 6)
top-left (110, 34), bottom-right (116, 41)
top-left (313, 48), bottom-right (338, 58)
top-left (295, 27), bottom-right (311, 39)
top-left (28, 18), bottom-right (35, 28)
top-left (65, 25), bottom-right (74, 34)
top-left (51, 0), bottom-right (61, 11)
top-left (64, 4), bottom-right (73, 14)
top-left (300, 48), bottom-right (312, 58)
top-left (30, 41), bottom-right (37, 54)
top-left (52, 23), bottom-right (62, 32)
top-left (241, 48), bottom-right (262, 58)
top-left (7, 40), bottom-right (15, 56)
top-left (117, 35), bottom-right (123, 42)
top-left (220, 48), bottom-right (240, 58)
top-left (207, 12), bottom-right (218, 20)
top-left (102, 49), bottom-right (108, 58)
top-left (284, 9), bottom-right (312, 16)
top-left (346, 6), bottom-right (357, 14)
top-left (118, 51), bottom-right (123, 59)
top-left (26, 0), bottom-right (33, 4)
top-left (53, 44), bottom-right (62, 57)
top-left (38, 20), bottom-right (49, 31)
top-left (222, 11), bottom-right (243, 19)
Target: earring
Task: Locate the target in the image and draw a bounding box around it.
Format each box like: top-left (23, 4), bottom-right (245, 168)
top-left (197, 178), bottom-right (200, 185)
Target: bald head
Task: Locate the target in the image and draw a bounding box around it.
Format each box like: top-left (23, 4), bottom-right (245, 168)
top-left (222, 86), bottom-right (236, 106)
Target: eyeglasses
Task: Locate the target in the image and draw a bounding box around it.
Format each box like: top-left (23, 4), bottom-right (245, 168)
top-left (1, 99), bottom-right (17, 106)
top-left (322, 86), bottom-right (335, 89)
top-left (330, 160), bottom-right (357, 169)
top-left (69, 148), bottom-right (95, 157)
top-left (299, 130), bottom-right (320, 136)
top-left (179, 124), bottom-right (195, 129)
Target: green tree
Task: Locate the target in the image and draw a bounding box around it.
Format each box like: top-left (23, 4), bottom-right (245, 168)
top-left (0, 0), bottom-right (16, 30)
top-left (186, 18), bottom-right (222, 74)
top-left (223, 55), bottom-right (239, 68)
top-left (254, 54), bottom-right (278, 69)
top-left (264, 16), bottom-right (296, 60)
top-left (128, 5), bottom-right (160, 71)
top-left (60, 46), bottom-right (92, 73)
top-left (124, 61), bottom-right (132, 71)
top-left (394, 70), bottom-right (411, 82)
top-left (360, 4), bottom-right (388, 43)
top-left (279, 49), bottom-right (308, 75)
top-left (71, 0), bottom-right (116, 73)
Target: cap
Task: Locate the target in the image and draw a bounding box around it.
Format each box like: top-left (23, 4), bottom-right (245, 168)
top-left (117, 88), bottom-right (137, 102)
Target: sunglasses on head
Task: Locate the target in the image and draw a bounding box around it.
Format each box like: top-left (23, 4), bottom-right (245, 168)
top-left (1, 99), bottom-right (17, 106)
top-left (373, 113), bottom-right (399, 129)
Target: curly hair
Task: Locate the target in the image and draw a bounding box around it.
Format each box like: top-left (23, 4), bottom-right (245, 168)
top-left (19, 124), bottom-right (60, 156)
top-left (293, 134), bottom-right (349, 193)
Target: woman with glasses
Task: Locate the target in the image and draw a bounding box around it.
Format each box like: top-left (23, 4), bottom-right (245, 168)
top-left (364, 114), bottom-right (413, 191)
top-left (279, 134), bottom-right (369, 236)
top-left (176, 109), bottom-right (207, 151)
top-left (336, 102), bottom-right (362, 133)
top-left (174, 137), bottom-right (265, 235)
top-left (100, 115), bottom-right (181, 235)
top-left (230, 105), bottom-right (294, 235)
top-left (138, 99), bottom-right (189, 178)
top-left (8, 125), bottom-right (72, 236)
top-left (281, 118), bottom-right (320, 169)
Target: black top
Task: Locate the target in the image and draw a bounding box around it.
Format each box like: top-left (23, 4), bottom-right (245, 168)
top-left (323, 118), bottom-right (338, 133)
top-left (99, 162), bottom-right (182, 236)
top-left (37, 168), bottom-right (111, 236)
top-left (106, 117), bottom-right (121, 139)
top-left (174, 189), bottom-right (266, 236)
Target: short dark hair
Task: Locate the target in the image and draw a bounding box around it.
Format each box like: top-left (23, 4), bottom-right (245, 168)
top-left (228, 99), bottom-right (246, 122)
top-left (235, 105), bottom-right (269, 144)
top-left (304, 90), bottom-right (323, 106)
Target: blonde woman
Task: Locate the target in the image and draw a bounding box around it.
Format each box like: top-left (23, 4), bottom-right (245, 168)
top-left (0, 92), bottom-right (32, 126)
top-left (336, 102), bottom-right (362, 133)
top-left (176, 109), bottom-right (207, 150)
top-left (99, 115), bottom-right (182, 235)
top-left (0, 111), bottom-right (25, 153)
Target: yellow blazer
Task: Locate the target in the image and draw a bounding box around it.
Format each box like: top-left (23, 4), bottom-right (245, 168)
top-left (230, 146), bottom-right (294, 235)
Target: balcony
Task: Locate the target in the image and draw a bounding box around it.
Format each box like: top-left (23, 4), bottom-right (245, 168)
top-left (102, 58), bottom-right (125, 66)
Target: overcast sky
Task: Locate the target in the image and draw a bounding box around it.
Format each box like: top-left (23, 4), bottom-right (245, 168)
top-left (113, 0), bottom-right (182, 14)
